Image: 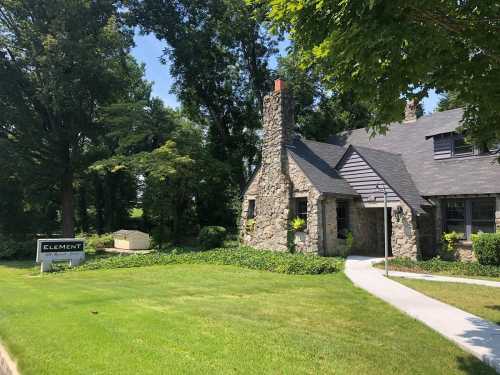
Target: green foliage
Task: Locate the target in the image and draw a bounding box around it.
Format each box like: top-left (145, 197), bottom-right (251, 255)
top-left (198, 226), bottom-right (227, 250)
top-left (245, 218), bottom-right (256, 233)
top-left (277, 54), bottom-right (370, 141)
top-left (0, 0), bottom-right (138, 236)
top-left (128, 0), bottom-right (277, 227)
top-left (336, 231), bottom-right (354, 257)
top-left (440, 231), bottom-right (463, 259)
top-left (72, 247), bottom-right (343, 275)
top-left (290, 217), bottom-right (306, 232)
top-left (0, 237), bottom-right (36, 260)
top-left (259, 0), bottom-right (500, 147)
top-left (436, 91), bottom-right (465, 112)
top-left (472, 233), bottom-right (500, 266)
top-left (79, 233), bottom-right (114, 253)
top-left (384, 257), bottom-right (500, 279)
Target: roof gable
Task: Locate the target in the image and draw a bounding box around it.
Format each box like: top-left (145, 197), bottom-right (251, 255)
top-left (337, 145), bottom-right (429, 213)
top-left (286, 138), bottom-right (358, 196)
top-left (330, 109), bottom-right (500, 196)
top-left (337, 148), bottom-right (399, 203)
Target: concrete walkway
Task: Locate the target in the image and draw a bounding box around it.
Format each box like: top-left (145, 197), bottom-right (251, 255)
top-left (372, 267), bottom-right (500, 288)
top-left (345, 256), bottom-right (500, 373)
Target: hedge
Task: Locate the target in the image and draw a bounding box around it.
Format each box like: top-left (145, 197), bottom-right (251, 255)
top-left (198, 226), bottom-right (227, 249)
top-left (472, 232), bottom-right (500, 266)
top-left (382, 257), bottom-right (500, 279)
top-left (0, 237), bottom-right (36, 260)
top-left (70, 247), bottom-right (344, 275)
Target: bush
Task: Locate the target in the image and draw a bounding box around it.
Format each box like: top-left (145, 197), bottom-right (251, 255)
top-left (245, 218), bottom-right (256, 233)
top-left (440, 231), bottom-right (463, 259)
top-left (337, 231), bottom-right (354, 257)
top-left (380, 257), bottom-right (500, 279)
top-left (0, 237), bottom-right (36, 260)
top-left (473, 233), bottom-right (500, 266)
top-left (198, 226), bottom-right (227, 249)
top-left (79, 233), bottom-right (114, 253)
top-left (71, 246), bottom-right (344, 275)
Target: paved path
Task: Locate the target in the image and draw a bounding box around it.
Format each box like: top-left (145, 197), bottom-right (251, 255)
top-left (372, 267), bottom-right (500, 288)
top-left (345, 256), bottom-right (500, 373)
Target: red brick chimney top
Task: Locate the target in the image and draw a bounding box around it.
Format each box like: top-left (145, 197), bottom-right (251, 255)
top-left (274, 79), bottom-right (287, 92)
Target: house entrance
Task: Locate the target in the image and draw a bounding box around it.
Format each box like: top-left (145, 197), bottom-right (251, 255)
top-left (352, 207), bottom-right (392, 257)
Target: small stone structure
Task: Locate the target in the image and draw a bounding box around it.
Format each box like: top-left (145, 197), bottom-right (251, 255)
top-left (113, 230), bottom-right (150, 250)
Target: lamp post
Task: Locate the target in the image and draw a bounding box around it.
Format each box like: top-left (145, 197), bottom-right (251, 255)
top-left (377, 184), bottom-right (389, 277)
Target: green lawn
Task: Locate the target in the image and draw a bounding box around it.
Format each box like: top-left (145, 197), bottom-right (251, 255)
top-left (374, 259), bottom-right (500, 282)
top-left (392, 277), bottom-right (500, 325)
top-left (0, 262), bottom-right (496, 375)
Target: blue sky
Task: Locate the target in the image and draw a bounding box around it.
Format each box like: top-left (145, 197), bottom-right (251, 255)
top-left (131, 33), bottom-right (442, 113)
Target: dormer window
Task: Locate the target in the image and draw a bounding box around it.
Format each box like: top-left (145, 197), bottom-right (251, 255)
top-left (452, 137), bottom-right (473, 156)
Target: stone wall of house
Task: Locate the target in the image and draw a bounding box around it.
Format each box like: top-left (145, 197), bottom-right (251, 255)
top-left (391, 203), bottom-right (420, 259)
top-left (240, 81), bottom-right (328, 255)
top-left (322, 196), bottom-right (337, 256)
top-left (288, 155), bottom-right (322, 254)
top-left (455, 242), bottom-right (476, 262)
top-left (496, 196), bottom-right (500, 232)
top-left (240, 87), bottom-right (294, 252)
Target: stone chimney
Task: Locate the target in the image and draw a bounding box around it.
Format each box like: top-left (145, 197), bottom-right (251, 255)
top-left (254, 79), bottom-right (294, 251)
top-left (261, 79), bottom-right (295, 173)
top-left (404, 99), bottom-right (418, 123)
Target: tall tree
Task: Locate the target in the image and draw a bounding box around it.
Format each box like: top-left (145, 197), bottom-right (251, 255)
top-left (0, 0), bottom-right (135, 237)
top-left (258, 0), bottom-right (500, 145)
top-left (127, 0), bottom-right (277, 191)
top-left (437, 91), bottom-right (466, 112)
top-left (277, 54), bottom-right (370, 141)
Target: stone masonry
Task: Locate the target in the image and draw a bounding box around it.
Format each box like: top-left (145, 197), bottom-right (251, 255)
top-left (241, 81), bottom-right (294, 252)
top-left (391, 202), bottom-right (420, 259)
top-left (241, 81), bottom-right (323, 254)
top-left (496, 196), bottom-right (500, 232)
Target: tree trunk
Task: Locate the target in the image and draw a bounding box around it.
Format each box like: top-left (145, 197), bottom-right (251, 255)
top-left (94, 173), bottom-right (105, 235)
top-left (61, 168), bottom-right (75, 238)
top-left (77, 184), bottom-right (89, 233)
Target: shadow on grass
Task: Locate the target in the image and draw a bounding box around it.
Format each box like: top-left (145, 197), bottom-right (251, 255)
top-left (456, 355), bottom-right (499, 375)
top-left (0, 260), bottom-right (37, 270)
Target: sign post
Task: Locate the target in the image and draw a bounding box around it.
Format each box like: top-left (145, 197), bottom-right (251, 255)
top-left (377, 184), bottom-right (389, 277)
top-left (36, 239), bottom-right (85, 272)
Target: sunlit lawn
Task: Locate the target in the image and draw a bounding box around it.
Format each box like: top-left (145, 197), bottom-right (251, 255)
top-left (392, 277), bottom-right (500, 325)
top-left (0, 262), bottom-right (496, 374)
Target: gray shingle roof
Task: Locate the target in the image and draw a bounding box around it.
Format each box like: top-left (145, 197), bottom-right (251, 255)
top-left (286, 138), bottom-right (358, 196)
top-left (351, 146), bottom-right (430, 213)
top-left (330, 108), bottom-right (500, 196)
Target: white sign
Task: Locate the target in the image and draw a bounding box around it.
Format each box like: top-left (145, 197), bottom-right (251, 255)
top-left (36, 239), bottom-right (85, 272)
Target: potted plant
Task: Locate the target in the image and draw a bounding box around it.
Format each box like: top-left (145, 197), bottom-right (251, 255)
top-left (245, 218), bottom-right (256, 233)
top-left (291, 217), bottom-right (307, 246)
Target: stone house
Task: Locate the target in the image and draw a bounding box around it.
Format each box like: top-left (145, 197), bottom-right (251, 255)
top-left (240, 80), bottom-right (500, 260)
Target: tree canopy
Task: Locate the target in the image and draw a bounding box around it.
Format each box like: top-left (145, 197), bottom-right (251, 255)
top-left (257, 0), bottom-right (500, 146)
top-left (0, 0), bottom-right (136, 236)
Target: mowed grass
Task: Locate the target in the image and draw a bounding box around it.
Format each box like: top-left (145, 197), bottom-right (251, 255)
top-left (0, 262), bottom-right (496, 375)
top-left (392, 277), bottom-right (500, 325)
